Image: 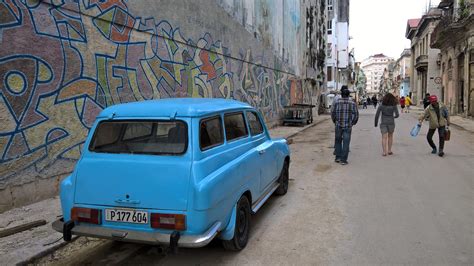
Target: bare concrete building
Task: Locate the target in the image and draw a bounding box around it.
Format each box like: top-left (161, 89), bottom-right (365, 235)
top-left (406, 8), bottom-right (442, 105)
top-left (431, 0), bottom-right (474, 117)
top-left (393, 49), bottom-right (412, 97)
top-left (326, 0), bottom-right (351, 93)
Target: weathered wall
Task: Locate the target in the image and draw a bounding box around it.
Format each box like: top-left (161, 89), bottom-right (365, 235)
top-left (0, 0), bottom-right (311, 212)
top-left (218, 0), bottom-right (303, 75)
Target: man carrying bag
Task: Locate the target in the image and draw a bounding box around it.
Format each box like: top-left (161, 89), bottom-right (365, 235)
top-left (418, 95), bottom-right (450, 157)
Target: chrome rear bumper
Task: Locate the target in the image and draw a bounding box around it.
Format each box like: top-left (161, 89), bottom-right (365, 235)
top-left (52, 219), bottom-right (221, 248)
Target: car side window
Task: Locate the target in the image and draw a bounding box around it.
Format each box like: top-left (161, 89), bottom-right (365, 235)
top-left (200, 116), bottom-right (224, 150)
top-left (224, 112), bottom-right (248, 141)
top-left (246, 111), bottom-right (264, 136)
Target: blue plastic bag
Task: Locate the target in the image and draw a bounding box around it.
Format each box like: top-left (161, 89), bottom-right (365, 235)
top-left (410, 123), bottom-right (421, 137)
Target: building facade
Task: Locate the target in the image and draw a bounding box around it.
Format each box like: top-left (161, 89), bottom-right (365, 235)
top-left (325, 0), bottom-right (351, 93)
top-left (393, 49), bottom-right (412, 97)
top-left (360, 54), bottom-right (394, 95)
top-left (354, 62), bottom-right (367, 97)
top-left (379, 61), bottom-right (396, 95)
top-left (406, 8), bottom-right (442, 105)
top-left (431, 0), bottom-right (474, 117)
top-left (0, 0), bottom-right (327, 211)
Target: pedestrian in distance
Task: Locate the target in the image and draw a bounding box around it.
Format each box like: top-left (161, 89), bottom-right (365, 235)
top-left (362, 97), bottom-right (368, 109)
top-left (371, 95), bottom-right (378, 109)
top-left (331, 86), bottom-right (359, 165)
top-left (404, 95), bottom-right (412, 113)
top-left (399, 96), bottom-right (405, 113)
top-left (423, 93), bottom-right (431, 109)
top-left (375, 93), bottom-right (399, 156)
top-left (418, 95), bottom-right (450, 157)
top-left (367, 96), bottom-right (371, 106)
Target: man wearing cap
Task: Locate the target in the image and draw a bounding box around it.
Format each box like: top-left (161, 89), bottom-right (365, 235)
top-left (418, 95), bottom-right (450, 157)
top-left (331, 86), bottom-right (359, 165)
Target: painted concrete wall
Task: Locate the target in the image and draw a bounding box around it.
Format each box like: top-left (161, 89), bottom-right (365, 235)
top-left (336, 22), bottom-right (349, 68)
top-left (217, 0), bottom-right (303, 76)
top-left (0, 0), bottom-right (312, 212)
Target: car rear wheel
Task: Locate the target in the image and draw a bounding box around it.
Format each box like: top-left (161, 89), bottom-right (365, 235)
top-left (275, 160), bottom-right (289, 195)
top-left (222, 195), bottom-right (250, 251)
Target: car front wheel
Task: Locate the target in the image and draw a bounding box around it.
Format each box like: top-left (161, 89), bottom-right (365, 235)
top-left (222, 195), bottom-right (251, 251)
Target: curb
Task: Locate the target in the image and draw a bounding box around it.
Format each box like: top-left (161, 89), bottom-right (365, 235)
top-left (448, 121), bottom-right (474, 133)
top-left (16, 236), bottom-right (79, 266)
top-left (284, 117), bottom-right (330, 144)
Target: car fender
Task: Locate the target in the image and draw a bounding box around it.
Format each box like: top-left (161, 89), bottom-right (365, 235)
top-left (219, 203), bottom-right (237, 240)
top-left (193, 150), bottom-right (258, 211)
top-left (60, 174), bottom-right (75, 221)
top-left (272, 138), bottom-right (290, 170)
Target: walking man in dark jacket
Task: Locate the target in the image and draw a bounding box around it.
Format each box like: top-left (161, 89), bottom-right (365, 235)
top-left (418, 95), bottom-right (450, 157)
top-left (371, 95), bottom-right (378, 108)
top-left (423, 93), bottom-right (431, 109)
top-left (331, 86), bottom-right (359, 165)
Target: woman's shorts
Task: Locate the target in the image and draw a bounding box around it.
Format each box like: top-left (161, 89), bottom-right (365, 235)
top-left (380, 124), bottom-right (395, 134)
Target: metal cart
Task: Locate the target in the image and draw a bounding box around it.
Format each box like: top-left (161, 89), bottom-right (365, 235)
top-left (282, 104), bottom-right (316, 126)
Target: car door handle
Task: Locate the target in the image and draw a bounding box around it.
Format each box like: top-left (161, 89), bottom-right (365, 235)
top-left (115, 199), bottom-right (140, 204)
top-left (258, 149), bottom-right (266, 155)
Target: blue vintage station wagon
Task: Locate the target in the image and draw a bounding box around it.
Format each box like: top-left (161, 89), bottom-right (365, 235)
top-left (53, 98), bottom-right (290, 251)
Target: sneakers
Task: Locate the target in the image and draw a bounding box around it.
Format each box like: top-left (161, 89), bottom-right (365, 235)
top-left (335, 159), bottom-right (348, 165)
top-left (431, 148), bottom-right (437, 154)
top-left (438, 151), bottom-right (444, 157)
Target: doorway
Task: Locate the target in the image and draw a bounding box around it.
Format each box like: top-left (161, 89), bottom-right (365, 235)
top-left (469, 50), bottom-right (474, 116)
top-left (458, 53), bottom-right (465, 114)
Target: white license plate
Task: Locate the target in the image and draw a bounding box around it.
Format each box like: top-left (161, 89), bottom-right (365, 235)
top-left (105, 209), bottom-right (149, 224)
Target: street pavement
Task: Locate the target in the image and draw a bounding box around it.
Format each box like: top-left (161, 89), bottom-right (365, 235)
top-left (329, 107), bottom-right (474, 264)
top-left (3, 107), bottom-right (474, 265)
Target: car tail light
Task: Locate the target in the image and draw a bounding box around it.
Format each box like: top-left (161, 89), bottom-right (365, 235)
top-left (151, 213), bottom-right (186, 231)
top-left (71, 207), bottom-right (101, 224)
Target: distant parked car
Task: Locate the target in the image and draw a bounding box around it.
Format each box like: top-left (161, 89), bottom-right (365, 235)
top-left (53, 98), bottom-right (290, 251)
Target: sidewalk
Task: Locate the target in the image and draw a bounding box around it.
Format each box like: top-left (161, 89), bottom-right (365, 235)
top-left (410, 106), bottom-right (474, 133)
top-left (0, 197), bottom-right (64, 265)
top-left (269, 114), bottom-right (330, 140)
top-left (0, 115), bottom-right (331, 265)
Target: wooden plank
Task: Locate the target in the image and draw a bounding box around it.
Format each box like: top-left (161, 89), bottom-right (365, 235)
top-left (0, 220), bottom-right (47, 238)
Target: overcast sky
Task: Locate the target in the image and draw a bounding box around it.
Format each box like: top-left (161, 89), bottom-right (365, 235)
top-left (349, 0), bottom-right (441, 62)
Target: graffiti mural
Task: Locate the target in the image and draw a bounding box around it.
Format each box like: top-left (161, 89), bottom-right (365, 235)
top-left (0, 0), bottom-right (302, 197)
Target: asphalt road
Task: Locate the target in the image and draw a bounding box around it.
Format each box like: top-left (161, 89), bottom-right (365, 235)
top-left (36, 107), bottom-right (474, 265)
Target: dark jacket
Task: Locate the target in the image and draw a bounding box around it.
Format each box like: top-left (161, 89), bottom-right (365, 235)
top-left (423, 97), bottom-right (431, 109)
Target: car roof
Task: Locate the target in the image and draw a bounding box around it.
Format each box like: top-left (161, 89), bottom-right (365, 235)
top-left (97, 98), bottom-right (253, 118)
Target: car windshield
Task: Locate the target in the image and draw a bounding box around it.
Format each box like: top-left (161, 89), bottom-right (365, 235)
top-left (89, 120), bottom-right (187, 155)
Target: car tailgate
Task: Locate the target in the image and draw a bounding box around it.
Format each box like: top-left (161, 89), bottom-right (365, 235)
top-left (74, 156), bottom-right (191, 211)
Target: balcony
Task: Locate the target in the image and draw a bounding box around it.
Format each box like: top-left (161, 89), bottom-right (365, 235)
top-left (431, 6), bottom-right (473, 48)
top-left (415, 55), bottom-right (428, 71)
top-left (438, 0), bottom-right (453, 9)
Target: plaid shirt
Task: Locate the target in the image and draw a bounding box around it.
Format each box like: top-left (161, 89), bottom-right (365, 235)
top-left (331, 97), bottom-right (359, 128)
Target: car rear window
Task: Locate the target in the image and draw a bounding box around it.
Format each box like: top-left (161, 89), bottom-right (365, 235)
top-left (224, 112), bottom-right (248, 141)
top-left (89, 120), bottom-right (187, 155)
